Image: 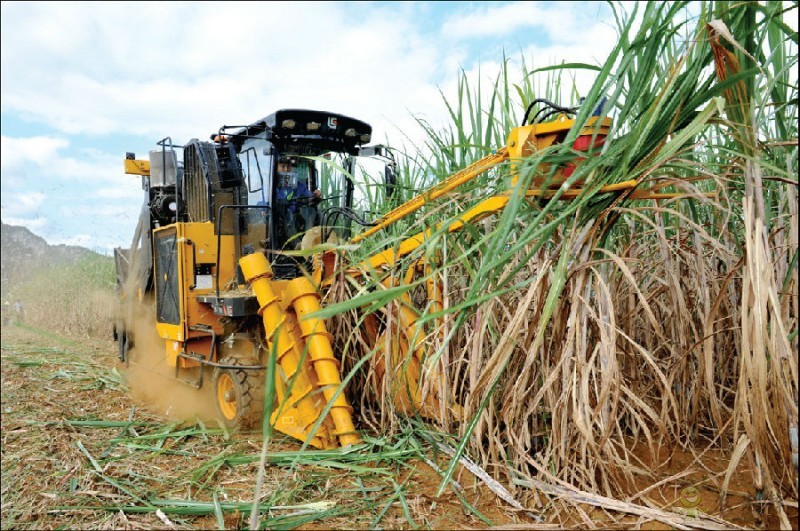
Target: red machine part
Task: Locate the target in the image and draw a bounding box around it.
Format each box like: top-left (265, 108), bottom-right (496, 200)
top-left (562, 133), bottom-right (606, 178)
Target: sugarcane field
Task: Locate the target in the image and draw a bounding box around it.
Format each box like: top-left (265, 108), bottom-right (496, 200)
top-left (1, 1), bottom-right (798, 530)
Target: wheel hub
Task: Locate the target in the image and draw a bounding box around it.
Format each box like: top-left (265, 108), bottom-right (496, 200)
top-left (216, 373), bottom-right (238, 419)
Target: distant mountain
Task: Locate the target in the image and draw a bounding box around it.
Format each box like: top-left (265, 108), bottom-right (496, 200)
top-left (1, 222), bottom-right (103, 296)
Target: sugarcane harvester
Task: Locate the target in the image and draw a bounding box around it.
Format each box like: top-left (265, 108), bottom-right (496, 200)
top-left (115, 103), bottom-right (675, 449)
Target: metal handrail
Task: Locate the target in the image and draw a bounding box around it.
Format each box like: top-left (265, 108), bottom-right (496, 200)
top-left (214, 204), bottom-right (271, 298)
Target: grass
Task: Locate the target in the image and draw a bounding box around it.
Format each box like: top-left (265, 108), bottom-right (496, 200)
top-left (3, 253), bottom-right (116, 339)
top-left (4, 323), bottom-right (770, 529)
top-left (1, 325), bottom-right (525, 530)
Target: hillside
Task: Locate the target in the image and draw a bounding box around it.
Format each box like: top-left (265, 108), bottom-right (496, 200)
top-left (0, 222), bottom-right (107, 297)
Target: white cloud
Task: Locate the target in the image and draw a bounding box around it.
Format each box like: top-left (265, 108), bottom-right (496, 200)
top-left (1, 215), bottom-right (49, 231)
top-left (5, 1), bottom-right (592, 154)
top-left (16, 192), bottom-right (46, 209)
top-left (0, 1), bottom-right (629, 251)
top-left (1, 131), bottom-right (142, 252)
top-left (442, 2), bottom-right (566, 41)
top-left (58, 204), bottom-right (139, 219)
top-left (0, 135), bottom-right (69, 170)
top-left (93, 185), bottom-right (145, 200)
top-left (1, 135), bottom-right (127, 183)
top-left (441, 1), bottom-right (618, 52)
top-left (0, 2), bottom-right (448, 146)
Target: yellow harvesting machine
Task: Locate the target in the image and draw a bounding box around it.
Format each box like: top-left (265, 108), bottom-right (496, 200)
top-left (114, 103), bottom-right (668, 449)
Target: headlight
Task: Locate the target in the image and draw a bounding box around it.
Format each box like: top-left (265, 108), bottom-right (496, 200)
top-left (281, 119), bottom-right (296, 129)
top-left (344, 128), bottom-right (357, 137)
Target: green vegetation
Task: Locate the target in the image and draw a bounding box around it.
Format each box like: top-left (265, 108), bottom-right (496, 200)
top-left (6, 253), bottom-right (116, 338)
top-left (321, 0), bottom-right (798, 525)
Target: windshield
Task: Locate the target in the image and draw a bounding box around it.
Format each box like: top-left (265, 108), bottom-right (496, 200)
top-left (239, 139), bottom-right (271, 207)
top-left (236, 143), bottom-right (390, 253)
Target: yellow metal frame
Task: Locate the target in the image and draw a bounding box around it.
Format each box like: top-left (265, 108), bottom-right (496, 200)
top-left (240, 252), bottom-right (362, 448)
top-left (338, 117), bottom-right (708, 279)
top-left (125, 159), bottom-right (150, 176)
top-left (154, 222), bottom-right (238, 368)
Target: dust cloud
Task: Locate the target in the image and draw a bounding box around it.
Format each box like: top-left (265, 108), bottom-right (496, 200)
top-left (123, 300), bottom-right (221, 425)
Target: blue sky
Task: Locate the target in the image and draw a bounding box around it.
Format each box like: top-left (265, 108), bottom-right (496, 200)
top-left (1, 1), bottom-right (623, 254)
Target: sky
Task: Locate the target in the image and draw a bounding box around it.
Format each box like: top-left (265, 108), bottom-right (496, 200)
top-left (1, 1), bottom-right (626, 254)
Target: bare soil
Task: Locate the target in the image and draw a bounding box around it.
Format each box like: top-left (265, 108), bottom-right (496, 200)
top-left (0, 324), bottom-right (522, 530)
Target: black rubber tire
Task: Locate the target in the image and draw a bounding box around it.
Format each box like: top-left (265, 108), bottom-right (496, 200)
top-left (212, 355), bottom-right (264, 430)
top-left (117, 330), bottom-right (131, 364)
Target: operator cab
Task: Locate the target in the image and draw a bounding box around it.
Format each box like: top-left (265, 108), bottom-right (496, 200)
top-left (223, 109), bottom-right (396, 279)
